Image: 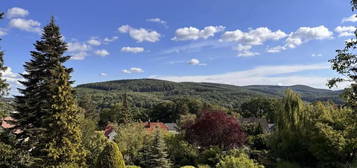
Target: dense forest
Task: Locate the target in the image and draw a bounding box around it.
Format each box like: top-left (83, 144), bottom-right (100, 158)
top-left (0, 1), bottom-right (356, 168)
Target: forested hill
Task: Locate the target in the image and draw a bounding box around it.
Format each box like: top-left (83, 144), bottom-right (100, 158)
top-left (76, 79), bottom-right (344, 108)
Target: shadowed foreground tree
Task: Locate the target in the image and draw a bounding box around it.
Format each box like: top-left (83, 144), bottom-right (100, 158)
top-left (0, 12), bottom-right (9, 119)
top-left (11, 17), bottom-right (87, 167)
top-left (329, 1), bottom-right (357, 110)
top-left (184, 111), bottom-right (245, 150)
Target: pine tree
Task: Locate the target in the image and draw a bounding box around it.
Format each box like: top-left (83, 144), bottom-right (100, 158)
top-left (12, 17), bottom-right (86, 167)
top-left (0, 12), bottom-right (8, 98)
top-left (96, 141), bottom-right (126, 168)
top-left (149, 130), bottom-right (171, 168)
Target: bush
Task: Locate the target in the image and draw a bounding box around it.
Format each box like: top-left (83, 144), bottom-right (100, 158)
top-left (165, 134), bottom-right (198, 167)
top-left (180, 166), bottom-right (196, 168)
top-left (126, 166), bottom-right (141, 168)
top-left (114, 123), bottom-right (148, 165)
top-left (216, 153), bottom-right (264, 168)
top-left (197, 165), bottom-right (211, 168)
top-left (96, 142), bottom-right (126, 168)
top-left (197, 146), bottom-right (222, 167)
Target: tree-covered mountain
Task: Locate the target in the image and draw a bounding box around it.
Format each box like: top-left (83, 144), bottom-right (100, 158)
top-left (76, 79), bottom-right (344, 110)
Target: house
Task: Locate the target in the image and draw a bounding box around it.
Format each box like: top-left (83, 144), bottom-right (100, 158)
top-left (1, 117), bottom-right (14, 132)
top-left (164, 123), bottom-right (178, 134)
top-left (104, 125), bottom-right (117, 141)
top-left (143, 122), bottom-right (169, 132)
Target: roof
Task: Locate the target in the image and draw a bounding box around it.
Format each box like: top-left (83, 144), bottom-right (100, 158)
top-left (143, 122), bottom-right (169, 132)
top-left (104, 125), bottom-right (115, 138)
top-left (164, 123), bottom-right (178, 131)
top-left (1, 117), bottom-right (15, 129)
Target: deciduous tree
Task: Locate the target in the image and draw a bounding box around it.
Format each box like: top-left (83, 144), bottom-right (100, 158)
top-left (184, 111), bottom-right (245, 149)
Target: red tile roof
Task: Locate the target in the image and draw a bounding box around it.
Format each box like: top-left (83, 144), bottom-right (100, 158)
top-left (104, 125), bottom-right (114, 138)
top-left (143, 122), bottom-right (169, 132)
top-left (1, 117), bottom-right (15, 129)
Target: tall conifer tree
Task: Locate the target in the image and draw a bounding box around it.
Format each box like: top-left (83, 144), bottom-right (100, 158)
top-left (12, 17), bottom-right (86, 167)
top-left (0, 12), bottom-right (9, 98)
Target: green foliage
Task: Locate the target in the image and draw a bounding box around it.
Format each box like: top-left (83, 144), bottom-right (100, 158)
top-left (308, 102), bottom-right (356, 166)
top-left (96, 141), bottom-right (126, 168)
top-left (0, 12), bottom-right (9, 120)
top-left (328, 3), bottom-right (356, 111)
top-left (216, 153), bottom-right (264, 168)
top-left (271, 90), bottom-right (357, 167)
top-left (165, 134), bottom-right (199, 167)
top-left (197, 165), bottom-right (210, 168)
top-left (240, 97), bottom-right (278, 122)
top-left (139, 130), bottom-right (171, 168)
top-left (82, 129), bottom-right (109, 167)
top-left (0, 12), bottom-right (9, 98)
top-left (127, 166), bottom-right (141, 168)
top-left (180, 166), bottom-right (196, 168)
top-left (270, 89), bottom-right (315, 164)
top-left (114, 123), bottom-right (148, 165)
top-left (98, 95), bottom-right (134, 127)
top-left (12, 17), bottom-right (86, 167)
top-left (78, 94), bottom-right (99, 121)
top-left (197, 146), bottom-right (222, 167)
top-left (76, 79), bottom-right (343, 122)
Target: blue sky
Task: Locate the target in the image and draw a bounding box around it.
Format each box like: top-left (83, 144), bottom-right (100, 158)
top-left (0, 0), bottom-right (356, 94)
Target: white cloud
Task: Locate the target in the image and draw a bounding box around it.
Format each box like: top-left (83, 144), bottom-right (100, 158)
top-left (103, 36), bottom-right (118, 43)
top-left (220, 27), bottom-right (287, 56)
top-left (121, 47), bottom-right (144, 53)
top-left (2, 67), bottom-right (23, 96)
top-left (172, 26), bottom-right (225, 41)
top-left (67, 42), bottom-right (91, 60)
top-left (71, 52), bottom-right (87, 60)
top-left (118, 25), bottom-right (160, 42)
top-left (122, 67), bottom-right (144, 74)
top-left (146, 18), bottom-right (167, 26)
top-left (237, 50), bottom-right (260, 57)
top-left (154, 63), bottom-right (335, 89)
top-left (312, 53), bottom-right (322, 57)
top-left (220, 27), bottom-right (287, 45)
top-left (6, 7), bottom-right (29, 18)
top-left (286, 25), bottom-right (333, 48)
top-left (95, 49), bottom-right (109, 57)
top-left (0, 29), bottom-right (7, 37)
top-left (100, 72), bottom-right (108, 76)
top-left (335, 26), bottom-right (355, 37)
top-left (9, 18), bottom-right (41, 33)
top-left (67, 42), bottom-right (90, 52)
top-left (188, 58), bottom-right (200, 65)
top-left (159, 40), bottom-right (230, 55)
top-left (342, 14), bottom-right (357, 23)
top-left (266, 45), bottom-right (286, 53)
top-left (87, 39), bottom-right (101, 46)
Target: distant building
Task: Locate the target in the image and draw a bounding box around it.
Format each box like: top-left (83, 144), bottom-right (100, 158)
top-left (142, 122), bottom-right (179, 134)
top-left (165, 123), bottom-right (178, 134)
top-left (104, 125), bottom-right (117, 141)
top-left (0, 116), bottom-right (21, 134)
top-left (143, 122), bottom-right (169, 132)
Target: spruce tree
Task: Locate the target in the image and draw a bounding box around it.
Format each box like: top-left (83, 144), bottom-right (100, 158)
top-left (12, 17), bottom-right (86, 167)
top-left (0, 12), bottom-right (9, 98)
top-left (149, 130), bottom-right (171, 168)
